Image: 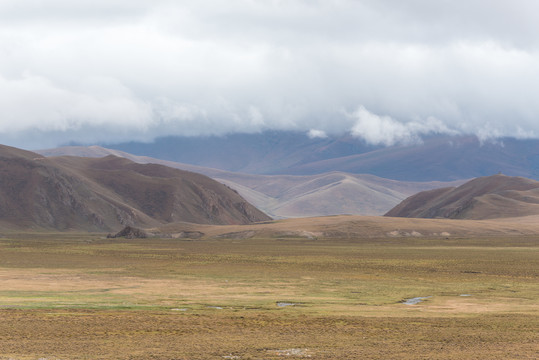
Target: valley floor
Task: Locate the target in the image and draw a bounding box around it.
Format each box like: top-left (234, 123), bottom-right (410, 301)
top-left (0, 231), bottom-right (537, 359)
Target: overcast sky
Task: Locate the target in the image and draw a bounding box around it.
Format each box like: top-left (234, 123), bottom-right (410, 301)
top-left (1, 0), bottom-right (539, 149)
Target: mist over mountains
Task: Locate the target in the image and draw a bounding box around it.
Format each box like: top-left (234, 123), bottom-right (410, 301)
top-left (98, 132), bottom-right (539, 181)
top-left (42, 130), bottom-right (539, 220)
top-left (15, 127), bottom-right (539, 227)
top-left (99, 131), bottom-right (379, 175)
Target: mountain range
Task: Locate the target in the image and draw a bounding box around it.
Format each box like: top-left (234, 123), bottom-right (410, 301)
top-left (98, 132), bottom-right (380, 175)
top-left (5, 135), bottom-right (539, 233)
top-left (38, 145), bottom-right (463, 218)
top-left (86, 132), bottom-right (539, 181)
top-left (0, 145), bottom-right (269, 231)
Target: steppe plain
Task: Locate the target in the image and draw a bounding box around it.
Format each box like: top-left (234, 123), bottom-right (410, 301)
top-left (0, 215), bottom-right (537, 359)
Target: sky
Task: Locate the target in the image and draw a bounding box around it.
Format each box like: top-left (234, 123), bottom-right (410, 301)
top-left (1, 0), bottom-right (539, 149)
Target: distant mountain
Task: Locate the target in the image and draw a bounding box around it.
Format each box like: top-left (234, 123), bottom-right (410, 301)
top-left (87, 132), bottom-right (539, 181)
top-left (98, 131), bottom-right (379, 174)
top-left (37, 146), bottom-right (464, 218)
top-left (213, 172), bottom-right (464, 218)
top-left (385, 174), bottom-right (539, 219)
top-left (288, 136), bottom-right (539, 181)
top-left (0, 145), bottom-right (270, 231)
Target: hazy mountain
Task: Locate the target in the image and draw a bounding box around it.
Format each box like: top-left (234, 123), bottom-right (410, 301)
top-left (0, 145), bottom-right (270, 231)
top-left (386, 174), bottom-right (539, 219)
top-left (213, 172), bottom-right (464, 218)
top-left (288, 136), bottom-right (539, 181)
top-left (37, 146), bottom-right (465, 218)
top-left (96, 131), bottom-right (379, 174)
top-left (80, 132), bottom-right (539, 181)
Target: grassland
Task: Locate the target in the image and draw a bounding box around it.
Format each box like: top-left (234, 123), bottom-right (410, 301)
top-left (0, 231), bottom-right (537, 359)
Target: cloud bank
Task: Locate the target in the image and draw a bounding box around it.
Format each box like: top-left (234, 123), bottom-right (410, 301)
top-left (1, 0), bottom-right (539, 148)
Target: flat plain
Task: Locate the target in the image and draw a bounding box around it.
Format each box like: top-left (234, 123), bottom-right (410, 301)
top-left (0, 226), bottom-right (538, 359)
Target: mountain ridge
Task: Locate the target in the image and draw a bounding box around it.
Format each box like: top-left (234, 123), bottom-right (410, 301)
top-left (0, 145), bottom-right (270, 231)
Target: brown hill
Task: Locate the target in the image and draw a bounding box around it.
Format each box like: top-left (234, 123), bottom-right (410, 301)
top-left (0, 145), bottom-right (270, 231)
top-left (37, 146), bottom-right (465, 218)
top-left (385, 174), bottom-right (539, 219)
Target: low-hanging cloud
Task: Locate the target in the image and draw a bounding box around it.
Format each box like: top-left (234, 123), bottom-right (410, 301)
top-left (1, 0), bottom-right (539, 149)
top-left (349, 106), bottom-right (455, 146)
top-left (307, 129), bottom-right (328, 139)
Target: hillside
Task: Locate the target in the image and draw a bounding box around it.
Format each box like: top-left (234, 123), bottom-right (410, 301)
top-left (385, 174), bottom-right (539, 219)
top-left (37, 146), bottom-right (464, 218)
top-left (0, 145), bottom-right (270, 231)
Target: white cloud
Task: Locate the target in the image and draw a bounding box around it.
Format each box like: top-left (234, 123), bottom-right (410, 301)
top-left (0, 73), bottom-right (152, 133)
top-left (1, 1), bottom-right (539, 148)
top-left (349, 106), bottom-right (454, 146)
top-left (307, 129), bottom-right (328, 139)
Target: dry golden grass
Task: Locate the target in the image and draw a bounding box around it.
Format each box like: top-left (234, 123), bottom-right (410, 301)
top-left (1, 310), bottom-right (537, 360)
top-left (0, 222), bottom-right (537, 359)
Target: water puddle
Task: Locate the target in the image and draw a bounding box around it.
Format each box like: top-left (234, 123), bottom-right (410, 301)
top-left (277, 302), bottom-right (297, 307)
top-left (460, 294), bottom-right (472, 297)
top-left (207, 306), bottom-right (224, 310)
top-left (402, 296), bottom-right (431, 305)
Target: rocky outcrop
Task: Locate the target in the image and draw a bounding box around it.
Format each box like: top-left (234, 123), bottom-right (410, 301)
top-left (107, 226), bottom-right (148, 239)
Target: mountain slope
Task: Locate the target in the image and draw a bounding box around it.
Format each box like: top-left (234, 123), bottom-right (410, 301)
top-left (385, 174), bottom-right (539, 219)
top-left (37, 146), bottom-right (465, 218)
top-left (0, 145), bottom-right (270, 231)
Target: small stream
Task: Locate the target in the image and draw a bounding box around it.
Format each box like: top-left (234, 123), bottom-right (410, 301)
top-left (402, 296), bottom-right (431, 305)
